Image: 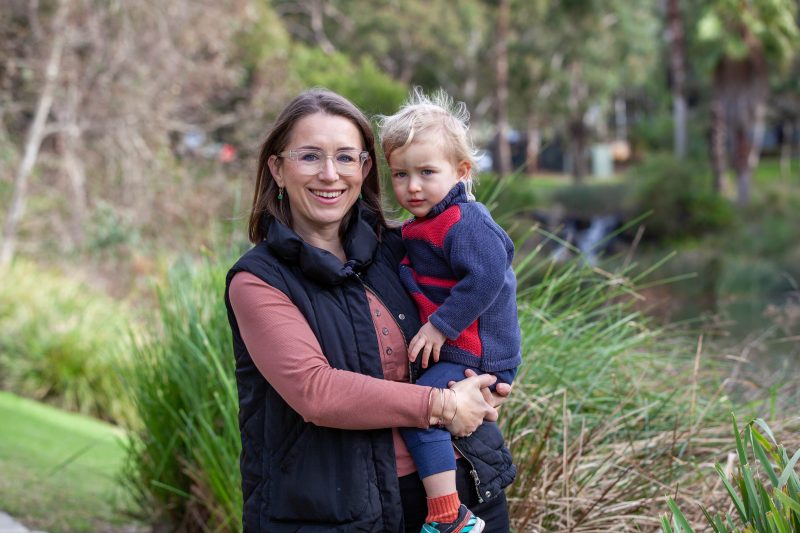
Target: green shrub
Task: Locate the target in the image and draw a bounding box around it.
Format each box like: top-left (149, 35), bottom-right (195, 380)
top-left (122, 257), bottom-right (240, 531)
top-left (0, 261), bottom-right (134, 423)
top-left (629, 111), bottom-right (708, 161)
top-left (661, 415), bottom-right (800, 532)
top-left (292, 45), bottom-right (407, 116)
top-left (550, 181), bottom-right (631, 217)
top-left (627, 153), bottom-right (734, 240)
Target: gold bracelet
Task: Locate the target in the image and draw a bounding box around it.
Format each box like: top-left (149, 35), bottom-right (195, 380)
top-left (439, 388), bottom-right (446, 428)
top-left (427, 387), bottom-right (438, 426)
top-left (447, 389), bottom-right (458, 426)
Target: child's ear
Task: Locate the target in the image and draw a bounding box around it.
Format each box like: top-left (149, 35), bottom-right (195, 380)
top-left (457, 160), bottom-right (472, 181)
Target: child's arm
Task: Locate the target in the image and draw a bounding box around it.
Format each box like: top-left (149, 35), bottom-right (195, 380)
top-left (428, 206), bottom-right (514, 342)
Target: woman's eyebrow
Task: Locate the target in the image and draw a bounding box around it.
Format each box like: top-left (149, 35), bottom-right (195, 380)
top-left (294, 145), bottom-right (361, 151)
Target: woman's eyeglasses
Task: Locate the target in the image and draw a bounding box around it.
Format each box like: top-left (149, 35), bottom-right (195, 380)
top-left (278, 149), bottom-right (369, 176)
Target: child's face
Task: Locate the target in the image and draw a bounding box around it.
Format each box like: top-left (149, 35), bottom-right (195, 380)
top-left (388, 132), bottom-right (470, 218)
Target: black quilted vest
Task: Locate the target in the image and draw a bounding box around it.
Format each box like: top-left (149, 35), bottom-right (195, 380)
top-left (224, 205), bottom-right (516, 531)
top-left (225, 206), bottom-right (422, 531)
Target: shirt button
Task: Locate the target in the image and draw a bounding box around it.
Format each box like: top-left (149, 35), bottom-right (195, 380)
top-left (485, 490), bottom-right (492, 498)
top-left (382, 327), bottom-right (389, 335)
top-left (386, 347), bottom-right (393, 355)
top-left (398, 314), bottom-right (405, 320)
top-left (375, 309), bottom-right (381, 317)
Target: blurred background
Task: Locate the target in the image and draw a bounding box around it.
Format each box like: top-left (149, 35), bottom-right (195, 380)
top-left (1, 0), bottom-right (799, 531)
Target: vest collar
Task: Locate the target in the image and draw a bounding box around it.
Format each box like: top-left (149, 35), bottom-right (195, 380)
top-left (265, 203), bottom-right (378, 285)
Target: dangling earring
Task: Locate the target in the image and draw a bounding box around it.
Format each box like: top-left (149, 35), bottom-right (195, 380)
top-left (358, 191), bottom-right (363, 200)
top-left (277, 187), bottom-right (284, 201)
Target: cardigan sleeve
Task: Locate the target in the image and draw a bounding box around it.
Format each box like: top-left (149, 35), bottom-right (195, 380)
top-left (228, 271), bottom-right (431, 430)
top-left (429, 205), bottom-right (515, 340)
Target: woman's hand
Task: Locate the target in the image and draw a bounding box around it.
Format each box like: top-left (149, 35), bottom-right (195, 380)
top-left (459, 368), bottom-right (512, 420)
top-left (440, 373), bottom-right (498, 437)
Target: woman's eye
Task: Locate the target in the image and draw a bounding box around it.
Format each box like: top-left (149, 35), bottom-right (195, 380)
top-left (336, 153), bottom-right (357, 163)
top-left (299, 151), bottom-right (320, 162)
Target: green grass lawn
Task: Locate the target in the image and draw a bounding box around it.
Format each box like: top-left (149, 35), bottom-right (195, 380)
top-left (0, 392), bottom-right (142, 532)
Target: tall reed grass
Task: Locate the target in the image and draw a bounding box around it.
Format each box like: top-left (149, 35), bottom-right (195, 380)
top-left (0, 260), bottom-right (133, 422)
top-left (121, 258), bottom-right (241, 531)
top-left (501, 243), bottom-right (737, 531)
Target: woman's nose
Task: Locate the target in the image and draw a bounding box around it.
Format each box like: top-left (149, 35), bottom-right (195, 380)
top-left (318, 157), bottom-right (339, 181)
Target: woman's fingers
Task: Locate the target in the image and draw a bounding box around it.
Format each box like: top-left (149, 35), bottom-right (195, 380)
top-left (447, 375), bottom-right (498, 432)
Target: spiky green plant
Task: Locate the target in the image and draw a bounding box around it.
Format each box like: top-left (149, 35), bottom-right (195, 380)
top-left (661, 415), bottom-right (800, 533)
top-left (121, 257), bottom-right (241, 531)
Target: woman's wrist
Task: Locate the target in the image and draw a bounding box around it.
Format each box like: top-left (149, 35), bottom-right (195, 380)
top-left (428, 387), bottom-right (457, 427)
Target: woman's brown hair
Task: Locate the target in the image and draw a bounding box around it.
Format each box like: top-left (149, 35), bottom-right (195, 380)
top-left (248, 89), bottom-right (386, 243)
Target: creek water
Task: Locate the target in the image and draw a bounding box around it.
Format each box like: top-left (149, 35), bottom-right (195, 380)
top-left (541, 215), bottom-right (799, 399)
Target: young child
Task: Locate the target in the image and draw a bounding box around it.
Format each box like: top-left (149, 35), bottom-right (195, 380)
top-left (379, 89), bottom-right (521, 533)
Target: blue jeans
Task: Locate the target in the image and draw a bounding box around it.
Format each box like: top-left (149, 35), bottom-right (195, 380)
top-left (400, 361), bottom-right (516, 479)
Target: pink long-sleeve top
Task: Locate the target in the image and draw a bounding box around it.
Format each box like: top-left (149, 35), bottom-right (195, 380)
top-left (228, 271), bottom-right (430, 477)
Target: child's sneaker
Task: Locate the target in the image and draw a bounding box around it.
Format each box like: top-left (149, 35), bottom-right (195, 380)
top-left (420, 504), bottom-right (485, 533)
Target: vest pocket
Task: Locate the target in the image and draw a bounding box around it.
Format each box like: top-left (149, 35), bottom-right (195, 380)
top-left (269, 426), bottom-right (373, 523)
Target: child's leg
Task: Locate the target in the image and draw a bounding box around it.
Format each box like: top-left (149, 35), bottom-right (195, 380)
top-left (400, 362), bottom-right (476, 526)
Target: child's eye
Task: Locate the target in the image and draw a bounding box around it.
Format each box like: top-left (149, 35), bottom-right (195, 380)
top-left (421, 169), bottom-right (434, 176)
top-left (392, 171), bottom-right (407, 179)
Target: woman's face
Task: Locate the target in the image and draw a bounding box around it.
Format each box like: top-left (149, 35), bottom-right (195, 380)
top-left (268, 113), bottom-right (371, 241)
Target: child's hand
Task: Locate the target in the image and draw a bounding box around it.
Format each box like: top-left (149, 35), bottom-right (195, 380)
top-left (408, 322), bottom-right (447, 368)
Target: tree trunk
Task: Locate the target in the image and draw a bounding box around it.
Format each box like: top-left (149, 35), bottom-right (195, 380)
top-left (1, 2), bottom-right (66, 266)
top-left (569, 120), bottom-right (589, 183)
top-left (525, 114), bottom-right (541, 175)
top-left (732, 102), bottom-right (766, 206)
top-left (567, 61), bottom-right (588, 183)
top-left (666, 0), bottom-right (688, 159)
top-left (614, 96), bottom-right (627, 142)
top-left (58, 127), bottom-right (88, 247)
top-left (494, 0), bottom-right (512, 178)
top-left (709, 88), bottom-right (728, 195)
top-left (780, 120), bottom-right (792, 182)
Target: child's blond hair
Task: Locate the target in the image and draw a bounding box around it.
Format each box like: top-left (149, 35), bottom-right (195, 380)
top-left (379, 87), bottom-right (477, 199)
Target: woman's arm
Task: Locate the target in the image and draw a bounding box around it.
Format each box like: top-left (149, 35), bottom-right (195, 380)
top-left (230, 272), bottom-right (496, 431)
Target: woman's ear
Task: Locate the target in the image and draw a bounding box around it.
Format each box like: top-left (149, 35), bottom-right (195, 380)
top-left (268, 155), bottom-right (284, 187)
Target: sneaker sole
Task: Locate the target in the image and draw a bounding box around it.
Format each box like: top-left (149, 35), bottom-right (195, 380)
top-left (470, 517), bottom-right (485, 533)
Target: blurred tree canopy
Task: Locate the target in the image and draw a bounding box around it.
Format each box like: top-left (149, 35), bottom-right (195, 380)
top-left (1, 0), bottom-right (799, 266)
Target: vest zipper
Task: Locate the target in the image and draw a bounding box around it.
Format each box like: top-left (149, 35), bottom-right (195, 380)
top-left (451, 440), bottom-right (484, 503)
top-left (353, 272), bottom-right (416, 382)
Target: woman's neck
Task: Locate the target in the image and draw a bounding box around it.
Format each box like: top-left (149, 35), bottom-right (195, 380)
top-left (293, 223), bottom-right (346, 262)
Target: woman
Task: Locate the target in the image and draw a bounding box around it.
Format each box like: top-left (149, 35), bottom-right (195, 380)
top-left (224, 89), bottom-right (515, 532)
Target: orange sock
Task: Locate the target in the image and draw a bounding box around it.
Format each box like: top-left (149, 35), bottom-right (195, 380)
top-left (426, 492), bottom-right (460, 523)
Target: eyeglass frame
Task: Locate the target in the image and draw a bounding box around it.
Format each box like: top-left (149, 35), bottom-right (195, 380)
top-left (277, 149), bottom-right (370, 176)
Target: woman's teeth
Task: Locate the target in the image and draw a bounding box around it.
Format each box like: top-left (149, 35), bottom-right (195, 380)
top-left (312, 190), bottom-right (343, 198)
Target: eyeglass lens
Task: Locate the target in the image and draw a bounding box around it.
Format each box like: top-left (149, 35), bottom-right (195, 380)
top-left (286, 149), bottom-right (365, 175)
